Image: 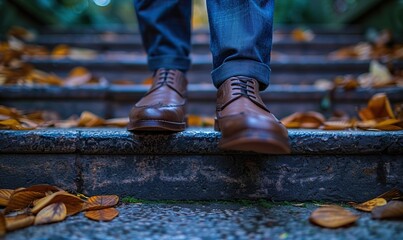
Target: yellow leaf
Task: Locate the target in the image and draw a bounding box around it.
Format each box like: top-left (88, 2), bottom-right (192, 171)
top-left (34, 202), bottom-right (67, 225)
top-left (309, 205), bottom-right (359, 228)
top-left (376, 188), bottom-right (403, 201)
top-left (85, 208), bottom-right (119, 222)
top-left (83, 195), bottom-right (119, 211)
top-left (5, 214), bottom-right (35, 232)
top-left (372, 201), bottom-right (403, 219)
top-left (369, 60), bottom-right (393, 87)
top-left (0, 212), bottom-right (6, 236)
top-left (32, 191), bottom-right (84, 216)
top-left (51, 44), bottom-right (69, 59)
top-left (5, 191), bottom-right (45, 213)
top-left (0, 189), bottom-right (13, 207)
top-left (352, 198), bottom-right (387, 212)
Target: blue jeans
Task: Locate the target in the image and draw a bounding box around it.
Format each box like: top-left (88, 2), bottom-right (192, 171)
top-left (134, 0), bottom-right (274, 90)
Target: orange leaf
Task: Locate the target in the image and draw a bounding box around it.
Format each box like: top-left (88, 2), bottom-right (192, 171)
top-left (367, 93), bottom-right (395, 120)
top-left (5, 214), bottom-right (35, 232)
top-left (0, 212), bottom-right (6, 236)
top-left (5, 191), bottom-right (45, 213)
top-left (83, 195), bottom-right (119, 211)
top-left (34, 202), bottom-right (67, 225)
top-left (374, 119), bottom-right (403, 131)
top-left (376, 188), bottom-right (403, 201)
top-left (359, 108), bottom-right (376, 121)
top-left (64, 67), bottom-right (92, 86)
top-left (309, 205), bottom-right (359, 228)
top-left (187, 115), bottom-right (203, 127)
top-left (32, 191), bottom-right (84, 216)
top-left (291, 28), bottom-right (315, 42)
top-left (0, 189), bottom-right (13, 207)
top-left (372, 201), bottom-right (403, 219)
top-left (104, 118), bottom-right (129, 127)
top-left (77, 111), bottom-right (105, 127)
top-left (18, 184), bottom-right (63, 195)
top-left (85, 208), bottom-right (119, 222)
top-left (352, 198), bottom-right (387, 212)
top-left (51, 44), bottom-right (70, 59)
top-left (322, 121), bottom-right (353, 130)
top-left (281, 112), bottom-right (325, 129)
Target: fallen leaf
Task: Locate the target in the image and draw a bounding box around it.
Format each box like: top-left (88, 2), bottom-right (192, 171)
top-left (309, 205), bottom-right (359, 228)
top-left (367, 93), bottom-right (395, 119)
top-left (374, 119), bottom-right (403, 130)
top-left (5, 191), bottom-right (45, 213)
top-left (51, 44), bottom-right (70, 59)
top-left (32, 191), bottom-right (84, 216)
top-left (291, 28), bottom-right (315, 42)
top-left (0, 212), bottom-right (5, 236)
top-left (321, 121), bottom-right (353, 130)
top-left (104, 118), bottom-right (129, 127)
top-left (0, 189), bottom-right (13, 207)
top-left (281, 111), bottom-right (325, 129)
top-left (372, 201), bottom-right (403, 219)
top-left (82, 195), bottom-right (119, 211)
top-left (63, 67), bottom-right (92, 86)
top-left (5, 214), bottom-right (35, 232)
top-left (85, 208), bottom-right (119, 222)
top-left (16, 184), bottom-right (62, 195)
top-left (34, 202), bottom-right (67, 225)
top-left (377, 188), bottom-right (403, 201)
top-left (77, 111), bottom-right (105, 127)
top-left (352, 198), bottom-right (387, 212)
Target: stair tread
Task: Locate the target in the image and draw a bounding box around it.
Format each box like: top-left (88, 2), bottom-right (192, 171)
top-left (1, 128), bottom-right (402, 154)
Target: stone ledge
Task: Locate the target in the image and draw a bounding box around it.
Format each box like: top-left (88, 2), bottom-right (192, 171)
top-left (0, 128), bottom-right (402, 154)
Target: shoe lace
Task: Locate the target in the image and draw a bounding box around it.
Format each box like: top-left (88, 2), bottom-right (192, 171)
top-left (156, 69), bottom-right (175, 87)
top-left (230, 77), bottom-right (257, 100)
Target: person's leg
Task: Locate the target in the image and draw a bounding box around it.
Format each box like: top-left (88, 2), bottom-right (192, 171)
top-left (128, 1), bottom-right (191, 132)
top-left (133, 0), bottom-right (192, 72)
top-left (207, 0), bottom-right (290, 154)
top-left (206, 0), bottom-right (273, 90)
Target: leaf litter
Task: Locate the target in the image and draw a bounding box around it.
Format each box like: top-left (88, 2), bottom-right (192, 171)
top-left (0, 184), bottom-right (119, 236)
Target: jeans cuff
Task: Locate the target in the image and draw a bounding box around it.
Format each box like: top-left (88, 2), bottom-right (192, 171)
top-left (148, 55), bottom-right (191, 72)
top-left (211, 60), bottom-right (271, 90)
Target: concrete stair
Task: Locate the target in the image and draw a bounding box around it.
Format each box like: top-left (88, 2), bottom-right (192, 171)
top-left (0, 128), bottom-right (402, 202)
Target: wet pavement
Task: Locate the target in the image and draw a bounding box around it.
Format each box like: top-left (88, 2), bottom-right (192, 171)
top-left (3, 202), bottom-right (403, 240)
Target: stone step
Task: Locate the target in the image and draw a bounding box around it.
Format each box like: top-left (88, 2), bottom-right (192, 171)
top-left (0, 128), bottom-right (402, 202)
top-left (1, 84), bottom-right (402, 119)
top-left (26, 58), bottom-right (403, 85)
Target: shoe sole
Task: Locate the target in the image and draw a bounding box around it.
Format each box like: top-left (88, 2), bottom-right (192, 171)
top-left (218, 129), bottom-right (291, 154)
top-left (127, 120), bottom-right (186, 132)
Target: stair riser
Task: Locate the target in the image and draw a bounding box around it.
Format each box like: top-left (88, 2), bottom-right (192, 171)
top-left (0, 154), bottom-right (401, 202)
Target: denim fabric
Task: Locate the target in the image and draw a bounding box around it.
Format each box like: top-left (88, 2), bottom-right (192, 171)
top-left (134, 0), bottom-right (274, 90)
top-left (133, 0), bottom-right (192, 72)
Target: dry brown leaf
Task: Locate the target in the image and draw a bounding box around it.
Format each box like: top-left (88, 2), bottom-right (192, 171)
top-left (377, 188), bottom-right (403, 201)
top-left (18, 184), bottom-right (62, 195)
top-left (309, 205), bottom-right (359, 228)
top-left (34, 202), bottom-right (67, 225)
top-left (104, 118), bottom-right (129, 127)
top-left (51, 44), bottom-right (70, 59)
top-left (77, 111), bottom-right (105, 127)
top-left (374, 119), bottom-right (403, 131)
top-left (85, 208), bottom-right (119, 222)
top-left (32, 191), bottom-right (84, 216)
top-left (82, 195), bottom-right (119, 211)
top-left (322, 121), bottom-right (353, 130)
top-left (0, 212), bottom-right (6, 236)
top-left (291, 28), bottom-right (315, 42)
top-left (281, 111), bottom-right (325, 129)
top-left (5, 191), bottom-right (45, 213)
top-left (372, 201), bottom-right (403, 219)
top-left (142, 76), bottom-right (153, 85)
top-left (352, 198), bottom-right (387, 212)
top-left (368, 93), bottom-right (395, 119)
top-left (5, 214), bottom-right (35, 232)
top-left (0, 189), bottom-right (13, 207)
top-left (63, 67), bottom-right (92, 86)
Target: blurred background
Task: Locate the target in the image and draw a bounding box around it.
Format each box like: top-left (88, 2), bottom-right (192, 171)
top-left (0, 0), bottom-right (402, 36)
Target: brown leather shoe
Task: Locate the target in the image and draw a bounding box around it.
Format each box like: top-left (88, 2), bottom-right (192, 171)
top-left (128, 69), bottom-right (187, 132)
top-left (215, 76), bottom-right (291, 154)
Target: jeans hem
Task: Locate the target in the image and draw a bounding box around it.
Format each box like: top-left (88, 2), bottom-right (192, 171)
top-left (148, 56), bottom-right (191, 72)
top-left (211, 60), bottom-right (271, 90)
